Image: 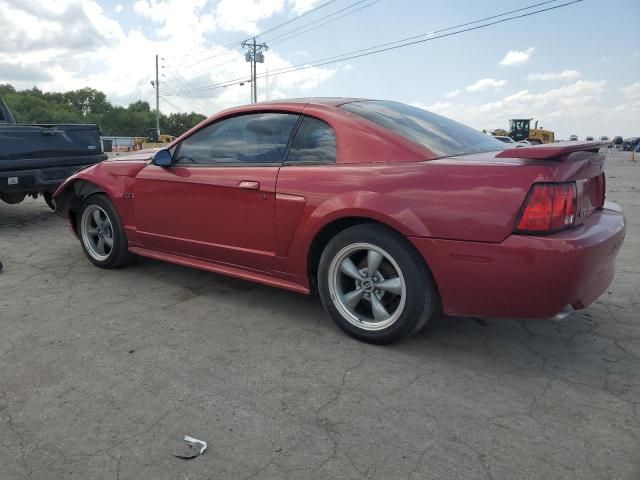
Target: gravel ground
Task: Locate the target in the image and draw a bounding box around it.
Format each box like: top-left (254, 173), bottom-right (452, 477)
top-left (0, 150), bottom-right (638, 480)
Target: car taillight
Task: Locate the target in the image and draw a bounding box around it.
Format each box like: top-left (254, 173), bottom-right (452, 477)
top-left (589, 172), bottom-right (605, 209)
top-left (515, 182), bottom-right (577, 233)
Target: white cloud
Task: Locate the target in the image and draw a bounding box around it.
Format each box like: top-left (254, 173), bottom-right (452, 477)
top-left (0, 0), bottom-right (114, 52)
top-left (114, 4), bottom-right (123, 13)
top-left (528, 70), bottom-right (581, 81)
top-left (214, 0), bottom-right (285, 34)
top-left (0, 0), bottom-right (335, 115)
top-left (445, 89), bottom-right (460, 98)
top-left (421, 80), bottom-right (613, 139)
top-left (288, 0), bottom-right (325, 15)
top-left (466, 78), bottom-right (507, 92)
top-left (621, 82), bottom-right (640, 99)
top-left (499, 47), bottom-right (535, 66)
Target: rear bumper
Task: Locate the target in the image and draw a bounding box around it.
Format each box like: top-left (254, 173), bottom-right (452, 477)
top-left (410, 202), bottom-right (626, 319)
top-left (0, 157), bottom-right (104, 194)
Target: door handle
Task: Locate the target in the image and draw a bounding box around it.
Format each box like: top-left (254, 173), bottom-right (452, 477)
top-left (238, 180), bottom-right (260, 190)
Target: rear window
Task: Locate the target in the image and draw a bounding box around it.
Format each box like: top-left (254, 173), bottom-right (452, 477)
top-left (340, 100), bottom-right (505, 157)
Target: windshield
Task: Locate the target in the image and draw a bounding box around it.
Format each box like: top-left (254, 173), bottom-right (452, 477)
top-left (340, 100), bottom-right (506, 157)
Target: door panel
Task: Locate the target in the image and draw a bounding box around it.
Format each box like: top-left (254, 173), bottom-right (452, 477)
top-left (133, 112), bottom-right (300, 273)
top-left (135, 165), bottom-right (278, 272)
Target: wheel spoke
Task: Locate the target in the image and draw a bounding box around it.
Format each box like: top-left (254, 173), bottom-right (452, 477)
top-left (340, 257), bottom-right (363, 281)
top-left (92, 209), bottom-right (103, 227)
top-left (376, 277), bottom-right (402, 295)
top-left (370, 294), bottom-right (390, 321)
top-left (103, 236), bottom-right (114, 248)
top-left (96, 236), bottom-right (105, 254)
top-left (367, 250), bottom-right (383, 276)
top-left (87, 227), bottom-right (98, 236)
top-left (342, 288), bottom-right (364, 309)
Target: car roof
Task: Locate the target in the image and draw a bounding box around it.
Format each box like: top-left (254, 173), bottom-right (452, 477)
top-left (251, 97), bottom-right (367, 108)
top-left (204, 97), bottom-right (369, 122)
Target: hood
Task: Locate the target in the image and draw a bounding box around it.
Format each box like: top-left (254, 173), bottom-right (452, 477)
top-left (108, 148), bottom-right (159, 162)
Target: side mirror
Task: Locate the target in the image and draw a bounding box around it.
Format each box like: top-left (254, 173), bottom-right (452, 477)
top-left (153, 149), bottom-right (173, 167)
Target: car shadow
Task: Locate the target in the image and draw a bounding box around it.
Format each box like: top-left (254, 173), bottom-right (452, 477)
top-left (0, 198), bottom-right (54, 229)
top-left (127, 255), bottom-right (622, 385)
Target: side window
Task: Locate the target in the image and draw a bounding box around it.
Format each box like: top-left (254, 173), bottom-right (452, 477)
top-left (175, 113), bottom-right (298, 165)
top-left (286, 117), bottom-right (337, 164)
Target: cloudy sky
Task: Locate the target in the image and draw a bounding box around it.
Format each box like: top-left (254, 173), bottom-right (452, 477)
top-left (1, 0), bottom-right (639, 138)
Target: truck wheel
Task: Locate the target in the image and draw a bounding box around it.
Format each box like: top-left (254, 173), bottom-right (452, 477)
top-left (318, 224), bottom-right (438, 344)
top-left (78, 194), bottom-right (136, 268)
top-left (0, 192), bottom-right (26, 204)
top-left (43, 192), bottom-right (56, 211)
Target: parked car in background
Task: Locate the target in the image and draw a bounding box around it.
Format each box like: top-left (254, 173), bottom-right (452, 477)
top-left (613, 136), bottom-right (624, 150)
top-left (493, 135), bottom-right (517, 145)
top-left (623, 137), bottom-right (639, 151)
top-left (0, 95), bottom-right (106, 209)
top-left (586, 136), bottom-right (594, 141)
top-left (54, 99), bottom-right (625, 344)
top-left (491, 135), bottom-right (530, 148)
top-left (569, 134), bottom-right (579, 141)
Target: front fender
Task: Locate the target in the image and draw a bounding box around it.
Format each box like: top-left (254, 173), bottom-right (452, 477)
top-left (53, 161), bottom-right (145, 233)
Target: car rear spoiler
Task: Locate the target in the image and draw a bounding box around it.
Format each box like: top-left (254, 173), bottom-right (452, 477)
top-left (496, 141), bottom-right (608, 160)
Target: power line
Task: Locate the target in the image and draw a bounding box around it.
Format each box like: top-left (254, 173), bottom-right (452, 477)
top-left (162, 0), bottom-right (581, 97)
top-left (163, 39), bottom-right (243, 65)
top-left (162, 0), bottom-right (381, 101)
top-left (161, 97), bottom-right (182, 113)
top-left (163, 49), bottom-right (244, 83)
top-left (253, 0), bottom-right (339, 39)
top-left (264, 0), bottom-right (381, 45)
top-left (263, 0), bottom-right (566, 73)
top-left (161, 71), bottom-right (217, 112)
top-left (163, 0), bottom-right (337, 71)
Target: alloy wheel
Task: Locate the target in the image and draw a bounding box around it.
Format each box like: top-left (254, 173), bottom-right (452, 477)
top-left (80, 205), bottom-right (114, 261)
top-left (328, 242), bottom-right (407, 331)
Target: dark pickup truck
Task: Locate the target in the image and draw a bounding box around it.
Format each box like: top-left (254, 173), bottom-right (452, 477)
top-left (0, 95), bottom-right (107, 209)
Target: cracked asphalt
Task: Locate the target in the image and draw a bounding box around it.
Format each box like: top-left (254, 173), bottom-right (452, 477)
top-left (1, 151), bottom-right (638, 480)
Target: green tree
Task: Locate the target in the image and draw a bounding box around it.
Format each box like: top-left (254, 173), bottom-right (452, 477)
top-left (0, 84), bottom-right (206, 136)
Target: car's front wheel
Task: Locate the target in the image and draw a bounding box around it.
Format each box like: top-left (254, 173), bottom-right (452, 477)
top-left (78, 194), bottom-right (136, 268)
top-left (318, 224), bottom-right (438, 344)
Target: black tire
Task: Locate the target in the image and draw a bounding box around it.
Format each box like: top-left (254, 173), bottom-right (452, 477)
top-left (317, 223), bottom-right (438, 344)
top-left (43, 192), bottom-right (56, 211)
top-left (77, 194), bottom-right (136, 268)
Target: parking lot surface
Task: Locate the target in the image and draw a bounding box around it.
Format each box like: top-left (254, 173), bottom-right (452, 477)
top-left (1, 151), bottom-right (638, 480)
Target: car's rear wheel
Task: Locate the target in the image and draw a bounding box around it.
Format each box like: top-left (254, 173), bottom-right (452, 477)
top-left (318, 224), bottom-right (438, 344)
top-left (78, 194), bottom-right (136, 268)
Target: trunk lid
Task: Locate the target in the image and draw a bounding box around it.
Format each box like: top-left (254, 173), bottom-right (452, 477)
top-left (499, 142), bottom-right (607, 227)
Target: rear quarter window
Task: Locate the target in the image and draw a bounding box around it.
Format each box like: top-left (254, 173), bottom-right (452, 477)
top-left (286, 116), bottom-right (337, 164)
top-left (340, 100), bottom-right (505, 157)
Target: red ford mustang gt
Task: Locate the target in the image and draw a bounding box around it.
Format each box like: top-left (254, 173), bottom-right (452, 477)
top-left (54, 99), bottom-right (625, 344)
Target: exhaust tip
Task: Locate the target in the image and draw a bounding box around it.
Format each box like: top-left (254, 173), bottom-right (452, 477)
top-left (550, 305), bottom-right (574, 321)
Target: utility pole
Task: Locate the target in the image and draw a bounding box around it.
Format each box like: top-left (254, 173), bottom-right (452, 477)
top-left (242, 38), bottom-right (268, 103)
top-left (155, 54), bottom-right (160, 138)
